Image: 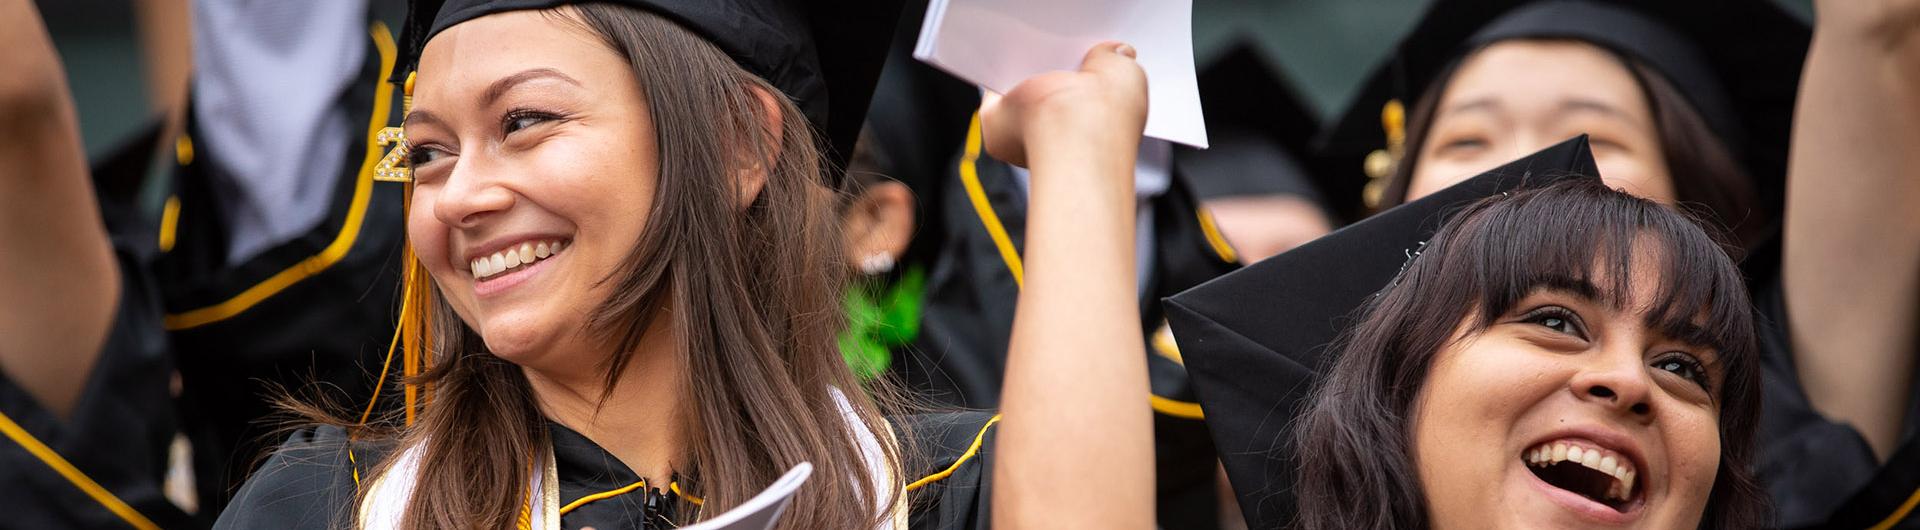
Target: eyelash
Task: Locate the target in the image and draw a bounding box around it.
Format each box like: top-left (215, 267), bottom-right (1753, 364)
top-left (503, 108), bottom-right (564, 134)
top-left (402, 108), bottom-right (566, 170)
top-left (1521, 306), bottom-right (1586, 339)
top-left (1652, 352), bottom-right (1714, 393)
top-left (406, 142), bottom-right (447, 169)
top-left (1520, 305), bottom-right (1716, 393)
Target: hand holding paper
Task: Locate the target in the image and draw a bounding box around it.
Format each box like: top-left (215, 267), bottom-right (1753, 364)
top-left (915, 0), bottom-right (1208, 148)
top-left (978, 42), bottom-right (1147, 168)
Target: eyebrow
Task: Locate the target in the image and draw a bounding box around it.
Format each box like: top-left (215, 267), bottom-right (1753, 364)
top-left (1439, 97), bottom-right (1503, 119)
top-left (1438, 97), bottom-right (1637, 125)
top-left (482, 68), bottom-right (583, 107)
top-left (403, 108), bottom-right (446, 130)
top-left (1550, 98), bottom-right (1636, 124)
top-left (402, 68), bottom-right (583, 130)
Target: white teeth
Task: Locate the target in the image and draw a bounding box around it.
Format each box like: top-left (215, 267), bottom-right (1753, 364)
top-left (1524, 440), bottom-right (1639, 502)
top-left (471, 239), bottom-right (567, 280)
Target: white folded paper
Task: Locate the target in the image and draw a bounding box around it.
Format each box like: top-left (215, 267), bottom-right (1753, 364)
top-left (680, 462), bottom-right (813, 530)
top-left (914, 0), bottom-right (1209, 148)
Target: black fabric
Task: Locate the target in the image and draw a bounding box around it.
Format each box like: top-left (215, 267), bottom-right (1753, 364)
top-left (1166, 137), bottom-right (1599, 530)
top-left (1746, 241), bottom-right (1920, 529)
top-left (156, 39), bottom-right (406, 520)
top-left (217, 414), bottom-right (1002, 530)
top-left (395, 0), bottom-right (903, 184)
top-left (860, 0), bottom-right (981, 269)
top-left (0, 243), bottom-right (194, 530)
top-left (549, 421), bottom-right (686, 529)
top-left (896, 149), bottom-right (1236, 529)
top-left (899, 153), bottom-right (1238, 408)
top-left (1321, 0), bottom-right (1808, 216)
top-left (212, 426), bottom-right (381, 530)
top-left (900, 411), bottom-right (998, 530)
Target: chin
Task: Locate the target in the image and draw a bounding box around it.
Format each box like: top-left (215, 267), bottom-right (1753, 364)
top-left (475, 317), bottom-right (559, 363)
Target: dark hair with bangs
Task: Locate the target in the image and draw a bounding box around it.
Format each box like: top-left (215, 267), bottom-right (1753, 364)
top-left (1291, 178), bottom-right (1767, 529)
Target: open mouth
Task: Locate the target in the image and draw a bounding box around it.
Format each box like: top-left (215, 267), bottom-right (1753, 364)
top-left (1524, 440), bottom-right (1640, 512)
top-left (471, 239), bottom-right (569, 281)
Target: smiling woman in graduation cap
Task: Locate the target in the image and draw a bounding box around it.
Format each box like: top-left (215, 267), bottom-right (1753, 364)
top-left (212, 0), bottom-right (1163, 529)
top-left (1317, 0), bottom-right (1920, 526)
top-left (1167, 138), bottom-right (1768, 529)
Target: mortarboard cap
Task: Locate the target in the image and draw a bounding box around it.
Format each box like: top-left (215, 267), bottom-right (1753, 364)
top-left (1321, 0), bottom-right (1807, 215)
top-left (1164, 136), bottom-right (1600, 529)
top-left (393, 0), bottom-right (903, 185)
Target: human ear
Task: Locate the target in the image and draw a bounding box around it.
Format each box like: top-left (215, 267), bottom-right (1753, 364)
top-left (735, 85), bottom-right (784, 209)
top-left (840, 181), bottom-right (915, 273)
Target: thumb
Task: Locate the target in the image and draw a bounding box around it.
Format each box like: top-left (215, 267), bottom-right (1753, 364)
top-left (1078, 41), bottom-right (1139, 76)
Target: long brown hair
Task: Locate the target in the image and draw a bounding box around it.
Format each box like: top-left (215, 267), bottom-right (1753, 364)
top-left (1292, 179), bottom-right (1767, 529)
top-left (343, 4), bottom-right (901, 529)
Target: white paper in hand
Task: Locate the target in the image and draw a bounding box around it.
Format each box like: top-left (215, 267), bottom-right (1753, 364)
top-left (914, 0), bottom-right (1207, 148)
top-left (678, 462), bottom-right (813, 530)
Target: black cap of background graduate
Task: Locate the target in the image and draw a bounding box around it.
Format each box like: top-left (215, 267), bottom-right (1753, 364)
top-left (1175, 39), bottom-right (1365, 224)
top-left (1163, 135), bottom-right (1600, 529)
top-left (393, 0), bottom-right (903, 186)
top-left (1321, 0), bottom-right (1807, 217)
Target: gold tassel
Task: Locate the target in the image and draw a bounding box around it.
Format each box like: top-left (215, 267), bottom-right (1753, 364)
top-left (362, 70), bottom-right (432, 428)
top-left (1363, 99), bottom-right (1407, 209)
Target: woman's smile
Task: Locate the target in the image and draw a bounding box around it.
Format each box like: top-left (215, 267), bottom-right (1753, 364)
top-left (1518, 430), bottom-right (1650, 525)
top-left (466, 237), bottom-right (571, 297)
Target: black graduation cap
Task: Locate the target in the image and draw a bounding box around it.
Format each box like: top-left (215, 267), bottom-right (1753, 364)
top-left (393, 0), bottom-right (903, 184)
top-left (1320, 0), bottom-right (1807, 214)
top-left (1164, 136), bottom-right (1600, 529)
top-left (1175, 40), bottom-right (1366, 223)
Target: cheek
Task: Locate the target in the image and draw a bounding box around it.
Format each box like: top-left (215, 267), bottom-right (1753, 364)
top-left (1662, 407), bottom-right (1723, 505)
top-left (1411, 343), bottom-right (1541, 500)
top-left (406, 188), bottom-right (452, 275)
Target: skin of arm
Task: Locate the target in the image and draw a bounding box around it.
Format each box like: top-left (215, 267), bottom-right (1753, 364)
top-left (1785, 0), bottom-right (1920, 460)
top-left (135, 0), bottom-right (193, 137)
top-left (983, 42), bottom-right (1155, 529)
top-left (0, 0), bottom-right (121, 420)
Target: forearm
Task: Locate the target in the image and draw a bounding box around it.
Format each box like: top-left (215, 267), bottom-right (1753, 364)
top-left (1783, 6), bottom-right (1920, 460)
top-left (0, 0), bottom-right (119, 420)
top-left (994, 138), bottom-right (1152, 529)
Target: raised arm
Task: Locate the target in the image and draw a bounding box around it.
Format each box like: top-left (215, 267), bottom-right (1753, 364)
top-left (0, 0), bottom-right (121, 420)
top-left (1784, 0), bottom-right (1920, 460)
top-left (985, 43), bottom-right (1155, 529)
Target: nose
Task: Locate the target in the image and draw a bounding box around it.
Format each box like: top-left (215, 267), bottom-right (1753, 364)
top-left (1570, 349), bottom-right (1655, 419)
top-left (432, 155), bottom-right (515, 229)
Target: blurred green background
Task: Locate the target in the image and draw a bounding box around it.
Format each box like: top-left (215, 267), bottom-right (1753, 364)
top-left (41, 0), bottom-right (1814, 160)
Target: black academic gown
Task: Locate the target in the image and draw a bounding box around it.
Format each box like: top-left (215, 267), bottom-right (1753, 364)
top-left (155, 21), bottom-right (408, 519)
top-left (214, 413), bottom-right (1001, 530)
top-left (893, 150), bottom-right (1238, 529)
top-left (0, 204), bottom-right (195, 529)
top-left (1745, 239), bottom-right (1920, 530)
